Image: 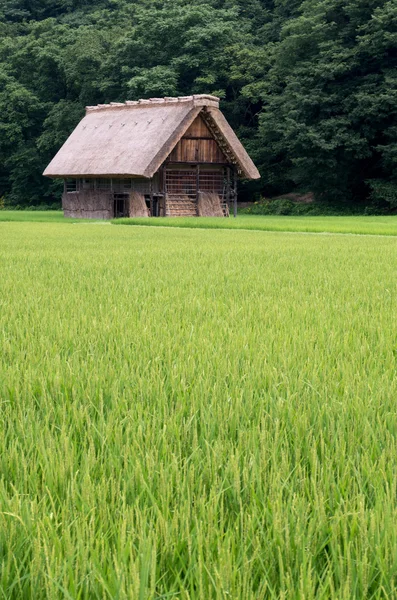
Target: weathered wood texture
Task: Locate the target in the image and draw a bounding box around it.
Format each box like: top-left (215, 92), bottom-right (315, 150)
top-left (183, 115), bottom-right (212, 138)
top-left (168, 139), bottom-right (227, 163)
top-left (62, 190), bottom-right (113, 219)
top-left (197, 192), bottom-right (225, 217)
top-left (129, 191), bottom-right (149, 217)
top-left (168, 115), bottom-right (227, 163)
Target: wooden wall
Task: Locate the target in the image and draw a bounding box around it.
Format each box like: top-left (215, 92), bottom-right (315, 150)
top-left (62, 190), bottom-right (114, 219)
top-left (168, 116), bottom-right (227, 164)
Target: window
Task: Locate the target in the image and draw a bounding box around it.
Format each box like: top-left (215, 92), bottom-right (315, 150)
top-left (97, 179), bottom-right (112, 190)
top-left (82, 179), bottom-right (95, 190)
top-left (165, 170), bottom-right (196, 197)
top-left (113, 179), bottom-right (132, 192)
top-left (199, 171), bottom-right (224, 196)
top-left (65, 179), bottom-right (78, 192)
top-left (131, 178), bottom-right (150, 194)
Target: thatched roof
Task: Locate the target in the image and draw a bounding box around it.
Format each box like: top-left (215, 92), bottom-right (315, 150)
top-left (43, 95), bottom-right (260, 180)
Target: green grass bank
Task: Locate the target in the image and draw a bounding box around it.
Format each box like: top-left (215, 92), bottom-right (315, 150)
top-left (2, 210), bottom-right (397, 235)
top-left (114, 214), bottom-right (397, 236)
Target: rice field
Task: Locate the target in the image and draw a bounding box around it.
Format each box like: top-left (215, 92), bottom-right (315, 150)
top-left (114, 214), bottom-right (397, 237)
top-left (0, 211), bottom-right (68, 223)
top-left (2, 211), bottom-right (397, 236)
top-left (1, 219), bottom-right (397, 599)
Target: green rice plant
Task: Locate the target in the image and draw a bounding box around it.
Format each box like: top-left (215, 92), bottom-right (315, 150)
top-left (1, 221), bottom-right (397, 598)
top-left (114, 215), bottom-right (397, 237)
top-left (2, 211), bottom-right (397, 237)
top-left (0, 211), bottom-right (87, 223)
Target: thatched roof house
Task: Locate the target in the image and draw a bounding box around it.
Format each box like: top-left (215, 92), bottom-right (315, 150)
top-left (44, 95), bottom-right (260, 219)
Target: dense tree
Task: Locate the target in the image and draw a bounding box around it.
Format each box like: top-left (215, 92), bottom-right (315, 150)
top-left (250, 0), bottom-right (397, 204)
top-left (0, 0), bottom-right (395, 209)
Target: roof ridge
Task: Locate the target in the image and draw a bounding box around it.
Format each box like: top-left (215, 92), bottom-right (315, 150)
top-left (85, 95), bottom-right (220, 113)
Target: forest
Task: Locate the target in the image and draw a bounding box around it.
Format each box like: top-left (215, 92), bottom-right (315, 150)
top-left (0, 0), bottom-right (396, 211)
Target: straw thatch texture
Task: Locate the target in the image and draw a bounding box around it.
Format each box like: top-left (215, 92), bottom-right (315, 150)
top-left (129, 191), bottom-right (149, 217)
top-left (197, 192), bottom-right (225, 217)
top-left (62, 191), bottom-right (113, 219)
top-left (44, 95), bottom-right (260, 181)
top-left (205, 108), bottom-right (260, 180)
top-left (45, 102), bottom-right (201, 179)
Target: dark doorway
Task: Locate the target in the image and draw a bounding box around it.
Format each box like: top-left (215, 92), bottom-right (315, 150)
top-left (114, 194), bottom-right (129, 218)
top-left (152, 197), bottom-right (159, 217)
top-left (144, 196), bottom-right (160, 216)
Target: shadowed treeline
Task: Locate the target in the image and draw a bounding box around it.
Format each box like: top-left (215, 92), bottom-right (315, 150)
top-left (0, 0), bottom-right (396, 210)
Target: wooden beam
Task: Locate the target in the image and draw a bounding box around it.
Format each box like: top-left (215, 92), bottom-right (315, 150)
top-left (196, 164), bottom-right (200, 216)
top-left (183, 136), bottom-right (216, 141)
top-left (149, 178), bottom-right (154, 217)
top-left (158, 166), bottom-right (163, 216)
top-left (163, 167), bottom-right (168, 216)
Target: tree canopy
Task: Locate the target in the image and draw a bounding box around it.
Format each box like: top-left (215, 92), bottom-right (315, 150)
top-left (0, 0), bottom-right (396, 209)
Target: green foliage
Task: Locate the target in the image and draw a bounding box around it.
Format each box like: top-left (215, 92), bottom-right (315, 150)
top-left (368, 180), bottom-right (397, 209)
top-left (240, 198), bottom-right (370, 216)
top-left (247, 0), bottom-right (397, 205)
top-left (0, 0), bottom-right (396, 209)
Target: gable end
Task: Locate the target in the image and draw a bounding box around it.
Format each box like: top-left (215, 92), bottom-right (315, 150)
top-left (167, 115), bottom-right (228, 164)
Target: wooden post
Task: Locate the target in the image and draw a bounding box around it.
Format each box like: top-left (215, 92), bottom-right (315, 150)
top-left (158, 167), bottom-right (162, 216)
top-left (196, 164), bottom-right (200, 216)
top-left (226, 167), bottom-right (231, 214)
top-left (233, 167), bottom-right (238, 218)
top-left (149, 178), bottom-right (154, 217)
top-left (163, 167), bottom-right (167, 216)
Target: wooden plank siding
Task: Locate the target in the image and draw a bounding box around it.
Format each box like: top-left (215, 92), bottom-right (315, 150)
top-left (183, 115), bottom-right (213, 138)
top-left (167, 115), bottom-right (228, 164)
